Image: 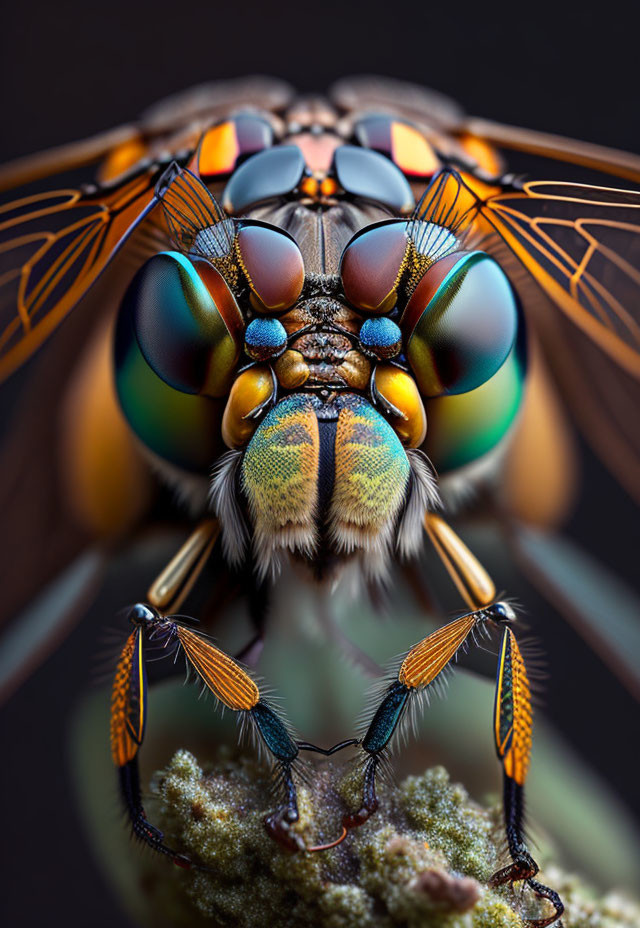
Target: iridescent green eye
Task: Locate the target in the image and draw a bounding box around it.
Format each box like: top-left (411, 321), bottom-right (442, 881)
top-left (114, 291), bottom-right (226, 475)
top-left (402, 252), bottom-right (519, 397)
top-left (125, 251), bottom-right (244, 397)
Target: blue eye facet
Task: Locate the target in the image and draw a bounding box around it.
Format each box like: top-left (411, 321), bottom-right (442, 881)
top-left (359, 317), bottom-right (403, 359)
top-left (245, 317), bottom-right (288, 361)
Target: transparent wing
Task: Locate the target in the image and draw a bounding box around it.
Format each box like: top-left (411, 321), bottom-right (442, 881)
top-left (414, 168), bottom-right (640, 501)
top-left (0, 165), bottom-right (164, 382)
top-left (484, 180), bottom-right (640, 377)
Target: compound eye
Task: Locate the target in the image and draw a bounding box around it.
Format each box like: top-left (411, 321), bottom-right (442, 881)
top-left (401, 252), bottom-right (519, 397)
top-left (126, 251), bottom-right (244, 397)
top-left (222, 146), bottom-right (305, 213)
top-left (353, 115), bottom-right (441, 178)
top-left (340, 221), bottom-right (409, 314)
top-left (245, 318), bottom-right (287, 361)
top-left (359, 317), bottom-right (402, 359)
top-left (196, 114), bottom-right (274, 179)
top-left (333, 146), bottom-right (414, 213)
top-left (236, 224), bottom-right (304, 312)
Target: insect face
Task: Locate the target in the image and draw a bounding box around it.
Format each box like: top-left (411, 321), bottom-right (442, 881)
top-left (112, 154), bottom-right (527, 581)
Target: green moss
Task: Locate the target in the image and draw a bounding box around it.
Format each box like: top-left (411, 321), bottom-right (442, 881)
top-left (128, 749), bottom-right (640, 928)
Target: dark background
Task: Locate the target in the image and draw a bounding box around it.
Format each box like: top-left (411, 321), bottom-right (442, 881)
top-left (1, 1), bottom-right (639, 925)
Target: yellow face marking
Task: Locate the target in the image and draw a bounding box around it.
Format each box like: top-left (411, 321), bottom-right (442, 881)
top-left (176, 626), bottom-right (259, 711)
top-left (398, 612), bottom-right (478, 689)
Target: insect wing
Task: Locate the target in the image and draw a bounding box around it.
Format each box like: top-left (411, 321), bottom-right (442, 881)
top-left (462, 116), bottom-right (640, 186)
top-left (0, 165), bottom-right (164, 383)
top-left (156, 163), bottom-right (234, 258)
top-left (175, 625), bottom-right (259, 711)
top-left (110, 628), bottom-right (147, 767)
top-left (482, 180), bottom-right (640, 377)
top-left (417, 168), bottom-right (640, 502)
top-left (480, 177), bottom-right (640, 501)
top-left (0, 125), bottom-right (143, 193)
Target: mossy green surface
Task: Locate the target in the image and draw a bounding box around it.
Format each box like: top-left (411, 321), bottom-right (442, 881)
top-left (134, 749), bottom-right (640, 928)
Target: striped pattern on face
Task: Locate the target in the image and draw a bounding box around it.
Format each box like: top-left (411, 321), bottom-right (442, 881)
top-left (330, 394), bottom-right (410, 552)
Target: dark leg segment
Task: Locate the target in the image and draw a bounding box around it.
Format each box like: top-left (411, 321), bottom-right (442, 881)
top-left (491, 775), bottom-right (564, 927)
top-left (343, 681), bottom-right (411, 831)
top-left (118, 759), bottom-right (191, 868)
top-left (490, 775), bottom-right (537, 884)
top-left (251, 701), bottom-right (304, 851)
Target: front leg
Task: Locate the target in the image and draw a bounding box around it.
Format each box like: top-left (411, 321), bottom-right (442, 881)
top-left (342, 604), bottom-right (510, 834)
top-left (492, 627), bottom-right (564, 927)
top-left (427, 513), bottom-right (563, 925)
top-left (111, 606), bottom-right (193, 866)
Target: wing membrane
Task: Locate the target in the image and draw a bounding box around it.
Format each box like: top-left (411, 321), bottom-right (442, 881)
top-left (0, 126), bottom-right (141, 193)
top-left (462, 117), bottom-right (640, 186)
top-left (415, 169), bottom-right (640, 500)
top-left (0, 168), bottom-right (160, 381)
top-left (482, 180), bottom-right (640, 377)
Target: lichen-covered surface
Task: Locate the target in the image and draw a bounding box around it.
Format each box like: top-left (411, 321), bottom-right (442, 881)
top-left (137, 749), bottom-right (640, 928)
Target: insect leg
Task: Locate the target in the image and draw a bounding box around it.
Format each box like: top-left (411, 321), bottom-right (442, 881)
top-left (424, 515), bottom-right (563, 922)
top-left (147, 518), bottom-right (220, 615)
top-left (424, 512), bottom-right (496, 612)
top-left (118, 758), bottom-right (191, 868)
top-left (491, 627), bottom-right (564, 927)
top-left (343, 682), bottom-right (410, 830)
top-left (174, 623), bottom-right (348, 852)
top-left (342, 608), bottom-right (494, 834)
top-left (109, 522), bottom-right (219, 867)
top-left (110, 616), bottom-right (191, 867)
top-left (250, 700), bottom-right (306, 852)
